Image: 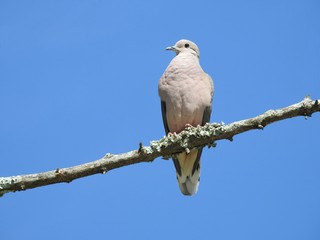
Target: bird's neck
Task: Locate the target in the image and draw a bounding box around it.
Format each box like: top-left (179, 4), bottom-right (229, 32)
top-left (172, 53), bottom-right (201, 70)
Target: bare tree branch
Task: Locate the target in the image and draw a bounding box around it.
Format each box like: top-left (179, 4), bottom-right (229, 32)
top-left (1, 97), bottom-right (319, 197)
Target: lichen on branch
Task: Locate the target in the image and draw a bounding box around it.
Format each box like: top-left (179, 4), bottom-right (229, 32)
top-left (0, 97), bottom-right (319, 197)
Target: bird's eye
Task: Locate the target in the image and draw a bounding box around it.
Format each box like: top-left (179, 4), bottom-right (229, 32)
top-left (184, 43), bottom-right (190, 48)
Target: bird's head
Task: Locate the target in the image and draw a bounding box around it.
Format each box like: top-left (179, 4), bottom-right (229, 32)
top-left (166, 39), bottom-right (200, 58)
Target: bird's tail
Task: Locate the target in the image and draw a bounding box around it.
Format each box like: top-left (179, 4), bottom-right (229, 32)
top-left (173, 149), bottom-right (201, 196)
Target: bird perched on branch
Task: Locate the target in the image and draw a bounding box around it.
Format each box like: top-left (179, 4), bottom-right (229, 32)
top-left (158, 39), bottom-right (214, 195)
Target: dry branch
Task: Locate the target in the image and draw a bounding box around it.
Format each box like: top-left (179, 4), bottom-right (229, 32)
top-left (1, 97), bottom-right (319, 197)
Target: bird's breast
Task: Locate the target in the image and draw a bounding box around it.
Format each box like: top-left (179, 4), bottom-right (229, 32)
top-left (158, 53), bottom-right (212, 133)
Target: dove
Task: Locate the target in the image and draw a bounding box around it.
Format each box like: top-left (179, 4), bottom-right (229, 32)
top-left (158, 39), bottom-right (214, 195)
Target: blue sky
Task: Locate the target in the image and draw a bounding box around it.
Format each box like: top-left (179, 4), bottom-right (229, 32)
top-left (1, 1), bottom-right (319, 239)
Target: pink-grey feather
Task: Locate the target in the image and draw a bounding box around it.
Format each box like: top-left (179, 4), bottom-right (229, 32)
top-left (158, 39), bottom-right (214, 195)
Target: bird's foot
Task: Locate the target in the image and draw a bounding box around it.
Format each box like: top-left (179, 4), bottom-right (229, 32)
top-left (185, 123), bottom-right (194, 129)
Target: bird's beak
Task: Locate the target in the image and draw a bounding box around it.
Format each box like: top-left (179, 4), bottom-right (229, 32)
top-left (166, 46), bottom-right (175, 51)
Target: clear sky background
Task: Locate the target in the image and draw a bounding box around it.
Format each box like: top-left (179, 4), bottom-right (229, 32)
top-left (1, 1), bottom-right (319, 239)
